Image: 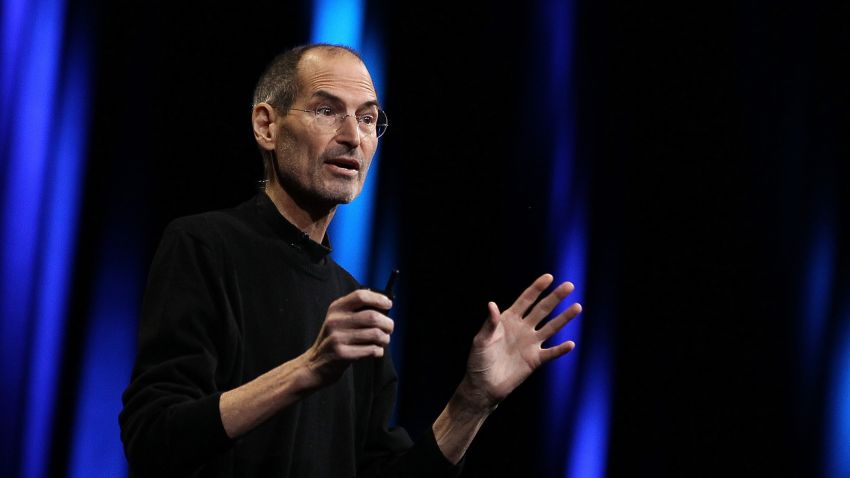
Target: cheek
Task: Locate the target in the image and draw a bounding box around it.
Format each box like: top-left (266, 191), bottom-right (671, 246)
top-left (360, 143), bottom-right (379, 175)
top-left (360, 159), bottom-right (373, 178)
top-left (289, 146), bottom-right (317, 173)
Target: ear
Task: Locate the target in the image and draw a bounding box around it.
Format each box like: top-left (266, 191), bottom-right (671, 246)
top-left (252, 103), bottom-right (277, 152)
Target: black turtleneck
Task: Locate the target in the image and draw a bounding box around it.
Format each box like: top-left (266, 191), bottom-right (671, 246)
top-left (120, 192), bottom-right (461, 477)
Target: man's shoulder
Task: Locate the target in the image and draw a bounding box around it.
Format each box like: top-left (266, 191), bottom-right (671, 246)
top-left (160, 196), bottom-right (259, 248)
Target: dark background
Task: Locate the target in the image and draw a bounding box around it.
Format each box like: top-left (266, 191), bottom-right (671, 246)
top-left (55, 0), bottom-right (849, 476)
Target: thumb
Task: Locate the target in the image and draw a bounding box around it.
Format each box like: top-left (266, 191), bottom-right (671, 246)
top-left (485, 301), bottom-right (501, 331)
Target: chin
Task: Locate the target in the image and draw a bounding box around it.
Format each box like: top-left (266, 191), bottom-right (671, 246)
top-left (330, 191), bottom-right (358, 205)
top-left (321, 184), bottom-right (362, 205)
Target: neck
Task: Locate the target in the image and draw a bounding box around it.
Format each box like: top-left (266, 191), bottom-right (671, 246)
top-left (264, 179), bottom-right (335, 244)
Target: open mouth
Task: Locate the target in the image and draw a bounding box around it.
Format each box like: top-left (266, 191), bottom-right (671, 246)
top-left (324, 157), bottom-right (361, 175)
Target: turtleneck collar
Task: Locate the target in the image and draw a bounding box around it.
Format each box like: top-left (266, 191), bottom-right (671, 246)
top-left (255, 191), bottom-right (333, 263)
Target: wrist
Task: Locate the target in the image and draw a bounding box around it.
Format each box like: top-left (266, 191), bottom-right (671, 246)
top-left (432, 379), bottom-right (495, 465)
top-left (453, 377), bottom-right (499, 416)
top-left (293, 352), bottom-right (327, 392)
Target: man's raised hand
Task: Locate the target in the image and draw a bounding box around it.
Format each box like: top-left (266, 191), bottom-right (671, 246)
top-left (463, 274), bottom-right (582, 409)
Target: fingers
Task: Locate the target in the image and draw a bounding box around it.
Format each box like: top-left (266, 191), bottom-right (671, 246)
top-left (536, 302), bottom-right (582, 340)
top-left (536, 300), bottom-right (581, 364)
top-left (525, 281), bottom-right (575, 328)
top-left (332, 288), bottom-right (393, 313)
top-left (320, 307), bottom-right (394, 361)
top-left (334, 344), bottom-right (386, 360)
top-left (540, 340), bottom-right (576, 363)
top-left (340, 309), bottom-right (395, 334)
top-left (346, 327), bottom-right (392, 347)
top-left (505, 274), bottom-right (555, 317)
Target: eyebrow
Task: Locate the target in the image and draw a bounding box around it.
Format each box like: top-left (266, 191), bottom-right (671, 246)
top-left (311, 90), bottom-right (380, 110)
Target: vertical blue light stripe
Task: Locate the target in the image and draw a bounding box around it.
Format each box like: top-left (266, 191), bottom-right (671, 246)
top-left (566, 314), bottom-right (611, 478)
top-left (359, 29), bottom-right (390, 288)
top-left (0, 1), bottom-right (30, 464)
top-left (310, 0), bottom-right (399, 420)
top-left (68, 238), bottom-right (141, 478)
top-left (825, 299), bottom-right (850, 478)
top-left (311, 0), bottom-right (384, 285)
top-left (803, 206), bottom-right (845, 477)
top-left (23, 13), bottom-right (92, 478)
top-left (0, 0), bottom-right (26, 129)
top-left (311, 0), bottom-right (363, 51)
top-left (801, 215), bottom-right (834, 386)
top-left (540, 0), bottom-right (610, 477)
top-left (1, 0), bottom-right (62, 415)
top-left (0, 1), bottom-right (85, 477)
top-left (1, 0), bottom-right (92, 476)
top-left (330, 34), bottom-right (386, 283)
top-left (359, 33), bottom-right (385, 111)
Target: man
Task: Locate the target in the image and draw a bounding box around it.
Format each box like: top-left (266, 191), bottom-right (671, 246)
top-left (120, 44), bottom-right (582, 477)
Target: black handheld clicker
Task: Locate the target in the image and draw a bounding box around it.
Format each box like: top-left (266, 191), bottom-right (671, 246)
top-left (362, 269), bottom-right (399, 314)
top-left (381, 269), bottom-right (399, 301)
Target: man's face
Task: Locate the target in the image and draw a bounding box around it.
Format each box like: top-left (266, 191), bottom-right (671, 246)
top-left (273, 49), bottom-right (380, 207)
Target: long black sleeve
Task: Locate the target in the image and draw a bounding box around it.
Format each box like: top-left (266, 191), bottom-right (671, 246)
top-left (120, 219), bottom-right (235, 474)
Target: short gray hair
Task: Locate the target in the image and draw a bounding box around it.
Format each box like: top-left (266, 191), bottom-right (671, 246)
top-left (252, 43), bottom-right (364, 111)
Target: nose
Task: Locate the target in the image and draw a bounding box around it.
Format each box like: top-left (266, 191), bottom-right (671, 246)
top-left (334, 114), bottom-right (362, 148)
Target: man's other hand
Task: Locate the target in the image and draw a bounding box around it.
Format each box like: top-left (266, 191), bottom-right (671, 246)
top-left (304, 289), bottom-right (395, 388)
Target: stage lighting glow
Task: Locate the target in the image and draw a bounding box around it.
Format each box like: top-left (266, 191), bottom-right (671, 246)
top-left (0, 1), bottom-right (91, 476)
top-left (311, 0), bottom-right (392, 296)
top-left (539, 0), bottom-right (610, 477)
top-left (801, 219), bottom-right (835, 386)
top-left (825, 302), bottom-right (850, 478)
